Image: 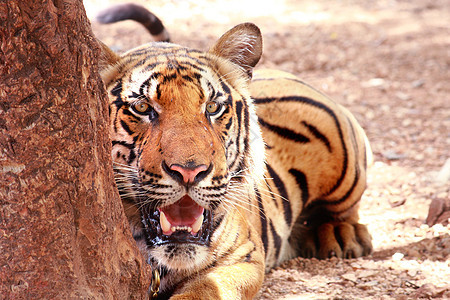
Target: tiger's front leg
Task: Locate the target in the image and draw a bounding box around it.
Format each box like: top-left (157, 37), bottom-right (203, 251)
top-left (171, 262), bottom-right (264, 300)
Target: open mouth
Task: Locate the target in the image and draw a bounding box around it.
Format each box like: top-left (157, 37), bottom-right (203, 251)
top-left (141, 195), bottom-right (212, 246)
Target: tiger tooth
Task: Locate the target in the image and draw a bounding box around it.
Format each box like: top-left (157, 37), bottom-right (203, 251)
top-left (160, 211), bottom-right (172, 233)
top-left (191, 214), bottom-right (204, 234)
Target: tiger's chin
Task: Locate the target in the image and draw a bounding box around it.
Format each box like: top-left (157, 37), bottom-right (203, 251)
top-left (151, 244), bottom-right (210, 271)
top-left (141, 195), bottom-right (214, 271)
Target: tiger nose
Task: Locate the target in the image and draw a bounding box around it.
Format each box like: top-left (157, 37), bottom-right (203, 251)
top-left (162, 161), bottom-right (212, 184)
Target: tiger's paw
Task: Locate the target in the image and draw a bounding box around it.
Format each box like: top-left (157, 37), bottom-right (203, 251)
top-left (297, 222), bottom-right (372, 259)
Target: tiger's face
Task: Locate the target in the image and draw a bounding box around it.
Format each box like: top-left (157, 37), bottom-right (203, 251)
top-left (99, 24), bottom-right (264, 272)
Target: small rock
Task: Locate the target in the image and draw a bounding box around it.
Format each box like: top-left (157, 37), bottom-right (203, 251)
top-left (10, 281), bottom-right (29, 293)
top-left (364, 280), bottom-right (379, 287)
top-left (360, 280), bottom-right (379, 290)
top-left (414, 283), bottom-right (449, 298)
top-left (341, 273), bottom-right (358, 282)
top-left (426, 197), bottom-right (450, 226)
top-left (382, 150), bottom-right (406, 161)
top-left (392, 252), bottom-right (404, 261)
top-left (357, 270), bottom-right (378, 278)
top-left (395, 91), bottom-right (411, 101)
top-left (412, 79), bottom-right (425, 88)
top-left (365, 78), bottom-right (386, 87)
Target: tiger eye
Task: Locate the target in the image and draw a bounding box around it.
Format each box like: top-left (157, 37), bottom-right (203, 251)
top-left (206, 101), bottom-right (221, 115)
top-left (134, 102), bottom-right (150, 113)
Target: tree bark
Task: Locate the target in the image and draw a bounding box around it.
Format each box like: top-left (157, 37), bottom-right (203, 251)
top-left (0, 0), bottom-right (149, 298)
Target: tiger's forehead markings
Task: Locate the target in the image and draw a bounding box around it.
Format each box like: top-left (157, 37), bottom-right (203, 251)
top-left (124, 44), bottom-right (210, 70)
top-left (118, 43), bottom-right (237, 118)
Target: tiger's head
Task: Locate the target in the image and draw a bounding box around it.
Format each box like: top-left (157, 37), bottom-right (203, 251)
top-left (99, 23), bottom-right (265, 272)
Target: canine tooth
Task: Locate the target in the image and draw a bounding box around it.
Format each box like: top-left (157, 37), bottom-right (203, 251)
top-left (191, 214), bottom-right (204, 234)
top-left (160, 211), bottom-right (172, 233)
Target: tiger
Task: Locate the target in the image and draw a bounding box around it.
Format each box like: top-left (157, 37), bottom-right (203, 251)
top-left (98, 14), bottom-right (373, 300)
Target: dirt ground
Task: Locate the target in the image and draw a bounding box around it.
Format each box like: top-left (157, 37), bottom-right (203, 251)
top-left (86, 0), bottom-right (449, 298)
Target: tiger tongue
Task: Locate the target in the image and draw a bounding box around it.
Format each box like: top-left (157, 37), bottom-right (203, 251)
top-left (160, 195), bottom-right (204, 228)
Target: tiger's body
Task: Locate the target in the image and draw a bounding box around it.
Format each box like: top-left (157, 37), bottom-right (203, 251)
top-left (98, 20), bottom-right (372, 299)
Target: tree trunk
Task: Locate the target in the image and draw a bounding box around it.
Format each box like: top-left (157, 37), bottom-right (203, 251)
top-left (0, 0), bottom-right (149, 298)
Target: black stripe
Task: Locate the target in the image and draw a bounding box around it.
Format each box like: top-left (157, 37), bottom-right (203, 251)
top-left (242, 98), bottom-right (250, 166)
top-left (182, 74), bottom-right (195, 83)
top-left (111, 80), bottom-right (124, 134)
top-left (122, 109), bottom-right (140, 121)
top-left (211, 213), bottom-right (224, 232)
top-left (325, 116), bottom-right (361, 208)
top-left (133, 58), bottom-right (148, 68)
top-left (170, 53), bottom-right (207, 69)
top-left (140, 72), bottom-right (163, 98)
top-left (166, 60), bottom-right (184, 71)
top-left (220, 79), bottom-right (231, 95)
top-left (111, 79), bottom-right (123, 105)
top-left (337, 167), bottom-right (360, 205)
top-left (204, 192), bottom-right (227, 198)
top-left (127, 149), bottom-right (136, 164)
top-left (269, 221), bottom-right (282, 259)
top-left (160, 73), bottom-right (177, 85)
top-left (229, 100), bottom-right (243, 172)
top-left (225, 116), bottom-right (233, 130)
top-left (313, 167), bottom-right (360, 208)
top-left (244, 229), bottom-right (256, 263)
top-left (129, 91), bottom-right (140, 99)
top-left (340, 116), bottom-right (362, 206)
top-left (313, 118), bottom-right (362, 208)
top-left (112, 140), bottom-right (135, 149)
top-left (258, 117), bottom-right (310, 144)
top-left (265, 178), bottom-right (280, 210)
top-left (266, 164), bottom-right (292, 226)
top-left (301, 121), bottom-right (332, 152)
top-left (210, 199), bottom-right (221, 211)
top-left (207, 81), bottom-right (216, 99)
top-left (143, 61), bottom-right (165, 72)
top-left (176, 60), bottom-right (206, 72)
top-left (156, 83), bottom-right (162, 100)
top-left (139, 78), bottom-right (152, 96)
top-left (218, 79), bottom-right (233, 108)
top-left (140, 183), bottom-right (171, 189)
top-left (120, 119), bottom-right (134, 135)
top-left (127, 48), bottom-right (153, 58)
top-left (255, 186), bottom-right (268, 255)
top-left (204, 183), bottom-right (228, 191)
top-left (254, 96), bottom-right (348, 197)
top-left (288, 169), bottom-right (309, 206)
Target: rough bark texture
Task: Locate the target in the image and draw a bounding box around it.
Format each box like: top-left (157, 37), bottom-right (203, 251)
top-left (0, 0), bottom-right (149, 298)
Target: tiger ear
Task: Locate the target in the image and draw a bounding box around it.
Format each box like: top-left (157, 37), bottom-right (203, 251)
top-left (209, 23), bottom-right (263, 78)
top-left (97, 39), bottom-right (120, 70)
top-left (97, 39), bottom-right (121, 83)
